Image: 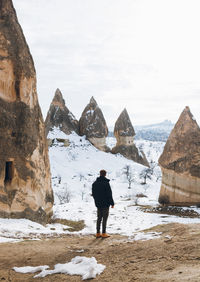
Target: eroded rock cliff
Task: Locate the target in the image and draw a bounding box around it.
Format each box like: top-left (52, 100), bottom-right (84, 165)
top-left (159, 106), bottom-right (200, 205)
top-left (0, 0), bottom-right (53, 223)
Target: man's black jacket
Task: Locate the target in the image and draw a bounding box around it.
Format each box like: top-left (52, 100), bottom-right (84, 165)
top-left (92, 176), bottom-right (114, 208)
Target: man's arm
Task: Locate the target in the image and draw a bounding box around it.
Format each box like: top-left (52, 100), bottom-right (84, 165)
top-left (92, 183), bottom-right (95, 198)
top-left (107, 183), bottom-right (114, 207)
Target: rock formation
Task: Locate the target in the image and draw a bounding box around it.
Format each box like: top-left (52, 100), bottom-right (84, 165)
top-left (45, 88), bottom-right (79, 137)
top-left (112, 109), bottom-right (149, 166)
top-left (158, 106), bottom-right (200, 205)
top-left (79, 97), bottom-right (109, 151)
top-left (0, 0), bottom-right (53, 223)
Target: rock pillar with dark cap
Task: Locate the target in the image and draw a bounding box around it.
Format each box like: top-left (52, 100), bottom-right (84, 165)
top-left (0, 0), bottom-right (53, 223)
top-left (112, 109), bottom-right (149, 166)
top-left (79, 97), bottom-right (109, 151)
top-left (45, 88), bottom-right (79, 136)
top-left (158, 106), bottom-right (200, 205)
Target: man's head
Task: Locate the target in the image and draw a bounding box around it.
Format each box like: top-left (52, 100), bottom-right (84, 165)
top-left (100, 169), bottom-right (107, 177)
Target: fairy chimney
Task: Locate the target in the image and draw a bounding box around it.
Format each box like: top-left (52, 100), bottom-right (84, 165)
top-left (45, 88), bottom-right (79, 136)
top-left (0, 0), bottom-right (53, 223)
top-left (114, 109), bottom-right (135, 146)
top-left (79, 97), bottom-right (109, 151)
top-left (112, 109), bottom-right (149, 166)
top-left (159, 106), bottom-right (200, 205)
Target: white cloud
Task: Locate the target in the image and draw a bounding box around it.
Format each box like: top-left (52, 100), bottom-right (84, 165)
top-left (13, 0), bottom-right (200, 126)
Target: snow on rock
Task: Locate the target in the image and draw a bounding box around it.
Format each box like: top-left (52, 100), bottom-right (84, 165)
top-left (13, 256), bottom-right (106, 280)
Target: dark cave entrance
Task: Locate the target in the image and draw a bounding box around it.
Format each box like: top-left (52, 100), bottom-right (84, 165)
top-left (4, 161), bottom-right (14, 184)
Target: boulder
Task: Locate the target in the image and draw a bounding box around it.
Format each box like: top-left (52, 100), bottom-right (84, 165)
top-left (112, 109), bottom-right (149, 166)
top-left (79, 97), bottom-right (109, 151)
top-left (159, 106), bottom-right (200, 205)
top-left (0, 0), bottom-right (53, 223)
top-left (45, 88), bottom-right (79, 136)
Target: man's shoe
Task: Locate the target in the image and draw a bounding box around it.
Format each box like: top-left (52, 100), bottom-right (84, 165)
top-left (102, 233), bottom-right (110, 238)
top-left (96, 233), bottom-right (102, 238)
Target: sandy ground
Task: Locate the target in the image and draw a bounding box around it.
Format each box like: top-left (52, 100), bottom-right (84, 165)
top-left (1, 223), bottom-right (200, 281)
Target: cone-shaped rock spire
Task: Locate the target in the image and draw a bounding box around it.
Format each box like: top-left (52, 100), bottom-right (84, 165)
top-left (45, 89), bottom-right (78, 136)
top-left (112, 109), bottom-right (149, 166)
top-left (159, 106), bottom-right (200, 205)
top-left (89, 96), bottom-right (97, 106)
top-left (52, 88), bottom-right (65, 108)
top-left (79, 97), bottom-right (109, 151)
top-left (114, 108), bottom-right (135, 138)
top-left (0, 0), bottom-right (53, 223)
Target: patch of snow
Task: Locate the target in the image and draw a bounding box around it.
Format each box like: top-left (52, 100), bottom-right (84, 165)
top-left (132, 231), bottom-right (162, 241)
top-left (0, 237), bottom-right (22, 243)
top-left (14, 256), bottom-right (105, 280)
top-left (13, 265), bottom-right (49, 274)
top-left (164, 235), bottom-right (172, 240)
top-left (86, 110), bottom-right (94, 116)
top-left (68, 111), bottom-right (76, 120)
top-left (73, 249), bottom-right (85, 253)
top-left (47, 127), bottom-right (69, 139)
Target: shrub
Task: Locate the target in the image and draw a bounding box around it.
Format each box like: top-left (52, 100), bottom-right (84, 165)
top-left (51, 218), bottom-right (85, 232)
top-left (136, 193), bottom-right (147, 198)
top-left (139, 168), bottom-right (152, 184)
top-left (158, 195), bottom-right (170, 206)
top-left (123, 165), bottom-right (135, 189)
top-left (56, 183), bottom-right (72, 204)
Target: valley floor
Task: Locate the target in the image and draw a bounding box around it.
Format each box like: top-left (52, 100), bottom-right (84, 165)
top-left (1, 223), bottom-right (200, 281)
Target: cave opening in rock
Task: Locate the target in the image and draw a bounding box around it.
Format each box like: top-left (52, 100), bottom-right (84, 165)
top-left (4, 161), bottom-right (14, 183)
top-left (15, 80), bottom-right (20, 99)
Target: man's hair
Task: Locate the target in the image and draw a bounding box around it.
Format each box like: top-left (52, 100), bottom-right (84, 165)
top-left (100, 169), bottom-right (107, 176)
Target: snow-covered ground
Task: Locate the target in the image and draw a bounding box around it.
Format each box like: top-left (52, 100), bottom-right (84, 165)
top-left (1, 130), bottom-right (200, 244)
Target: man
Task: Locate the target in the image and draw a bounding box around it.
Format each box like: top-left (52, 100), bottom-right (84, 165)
top-left (92, 169), bottom-right (114, 238)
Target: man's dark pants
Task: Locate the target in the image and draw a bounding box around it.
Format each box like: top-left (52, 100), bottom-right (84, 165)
top-left (97, 207), bottom-right (109, 234)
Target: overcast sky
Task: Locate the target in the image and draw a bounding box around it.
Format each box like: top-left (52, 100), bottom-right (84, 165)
top-left (13, 0), bottom-right (200, 126)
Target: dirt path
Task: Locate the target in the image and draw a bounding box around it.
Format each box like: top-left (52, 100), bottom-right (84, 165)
top-left (1, 223), bottom-right (200, 281)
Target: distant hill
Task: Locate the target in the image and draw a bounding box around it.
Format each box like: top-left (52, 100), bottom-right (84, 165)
top-left (108, 120), bottom-right (174, 141)
top-left (134, 120), bottom-right (174, 141)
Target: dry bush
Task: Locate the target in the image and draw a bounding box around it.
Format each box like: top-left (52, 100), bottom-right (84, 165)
top-left (51, 218), bottom-right (85, 232)
top-left (158, 195), bottom-right (170, 206)
top-left (136, 193), bottom-right (147, 198)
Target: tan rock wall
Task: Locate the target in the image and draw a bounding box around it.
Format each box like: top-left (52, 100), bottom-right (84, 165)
top-left (88, 137), bottom-right (108, 151)
top-left (112, 134), bottom-right (149, 166)
top-left (0, 0), bottom-right (53, 223)
top-left (159, 167), bottom-right (200, 205)
top-left (0, 59), bottom-right (16, 102)
top-left (116, 136), bottom-right (134, 146)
